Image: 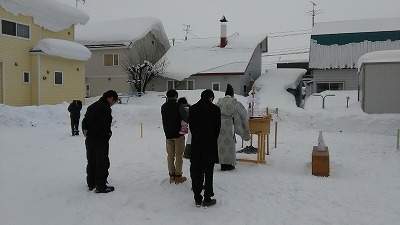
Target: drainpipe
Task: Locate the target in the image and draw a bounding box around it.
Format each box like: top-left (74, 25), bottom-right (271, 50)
top-left (1, 61), bottom-right (5, 104)
top-left (37, 55), bottom-right (41, 106)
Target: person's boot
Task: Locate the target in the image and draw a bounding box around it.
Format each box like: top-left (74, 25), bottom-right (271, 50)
top-left (95, 185), bottom-right (115, 193)
top-left (202, 198), bottom-right (216, 207)
top-left (174, 175), bottom-right (187, 184)
top-left (88, 185), bottom-right (95, 191)
top-left (221, 164), bottom-right (229, 171)
top-left (227, 165), bottom-right (236, 171)
top-left (195, 196), bottom-right (203, 207)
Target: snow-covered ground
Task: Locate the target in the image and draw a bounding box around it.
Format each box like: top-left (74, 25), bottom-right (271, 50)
top-left (1, 90), bottom-right (400, 225)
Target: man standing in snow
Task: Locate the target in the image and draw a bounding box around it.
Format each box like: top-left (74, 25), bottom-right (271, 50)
top-left (82, 90), bottom-right (118, 193)
top-left (68, 99), bottom-right (82, 136)
top-left (189, 89), bottom-right (221, 207)
top-left (161, 89), bottom-right (189, 184)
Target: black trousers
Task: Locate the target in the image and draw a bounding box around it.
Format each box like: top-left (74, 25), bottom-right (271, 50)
top-left (86, 139), bottom-right (110, 188)
top-left (190, 161), bottom-right (215, 202)
top-left (70, 115), bottom-right (80, 134)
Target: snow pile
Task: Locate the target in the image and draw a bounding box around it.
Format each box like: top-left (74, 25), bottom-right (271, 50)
top-left (31, 38), bottom-right (91, 61)
top-left (252, 68), bottom-right (306, 111)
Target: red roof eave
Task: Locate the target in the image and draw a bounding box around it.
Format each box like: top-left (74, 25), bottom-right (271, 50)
top-left (191, 72), bottom-right (244, 76)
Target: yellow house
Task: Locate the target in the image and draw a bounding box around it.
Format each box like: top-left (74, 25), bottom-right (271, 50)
top-left (0, 0), bottom-right (91, 106)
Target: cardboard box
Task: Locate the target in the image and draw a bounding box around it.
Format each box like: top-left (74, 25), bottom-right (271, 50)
top-left (312, 146), bottom-right (329, 177)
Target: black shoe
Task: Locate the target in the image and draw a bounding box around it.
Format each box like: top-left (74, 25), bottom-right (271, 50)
top-left (202, 198), bottom-right (216, 207)
top-left (221, 164), bottom-right (229, 171)
top-left (195, 200), bottom-right (202, 207)
top-left (95, 185), bottom-right (115, 193)
top-left (227, 165), bottom-right (235, 171)
top-left (88, 185), bottom-right (95, 191)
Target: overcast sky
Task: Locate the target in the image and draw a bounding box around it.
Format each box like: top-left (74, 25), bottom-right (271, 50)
top-left (55, 0), bottom-right (400, 68)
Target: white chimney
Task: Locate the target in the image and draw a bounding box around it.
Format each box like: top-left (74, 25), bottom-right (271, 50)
top-left (220, 16), bottom-right (228, 48)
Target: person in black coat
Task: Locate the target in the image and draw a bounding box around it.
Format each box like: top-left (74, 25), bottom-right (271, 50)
top-left (189, 89), bottom-right (221, 207)
top-left (161, 89), bottom-right (189, 184)
top-left (68, 100), bottom-right (82, 136)
top-left (81, 90), bottom-right (118, 193)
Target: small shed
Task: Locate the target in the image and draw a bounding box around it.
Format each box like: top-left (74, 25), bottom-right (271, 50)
top-left (357, 50), bottom-right (400, 114)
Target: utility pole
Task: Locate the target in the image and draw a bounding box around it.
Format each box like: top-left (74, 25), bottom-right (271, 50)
top-left (306, 1), bottom-right (322, 27)
top-left (182, 24), bottom-right (191, 41)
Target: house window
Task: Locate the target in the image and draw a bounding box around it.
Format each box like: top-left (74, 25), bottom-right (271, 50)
top-left (187, 80), bottom-right (195, 90)
top-left (316, 82), bottom-right (344, 93)
top-left (212, 82), bottom-right (220, 91)
top-left (151, 40), bottom-right (155, 46)
top-left (167, 80), bottom-right (175, 90)
top-left (23, 71), bottom-right (30, 83)
top-left (86, 84), bottom-right (90, 97)
top-left (54, 71), bottom-right (63, 85)
top-left (243, 84), bottom-right (248, 93)
top-left (1, 19), bottom-right (30, 39)
top-left (104, 54), bottom-right (119, 66)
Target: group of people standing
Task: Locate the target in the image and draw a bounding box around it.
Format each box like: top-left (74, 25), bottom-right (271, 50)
top-left (70, 85), bottom-right (250, 206)
top-left (161, 84), bottom-right (250, 207)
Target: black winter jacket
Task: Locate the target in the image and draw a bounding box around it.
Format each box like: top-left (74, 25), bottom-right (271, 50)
top-left (68, 100), bottom-right (82, 119)
top-left (189, 98), bottom-right (221, 164)
top-left (161, 97), bottom-right (189, 139)
top-left (82, 97), bottom-right (113, 141)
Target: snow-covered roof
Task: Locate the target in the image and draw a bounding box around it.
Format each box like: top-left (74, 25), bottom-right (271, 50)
top-left (357, 49), bottom-right (400, 69)
top-left (311, 17), bottom-right (400, 35)
top-left (0, 0), bottom-right (89, 32)
top-left (253, 68), bottom-right (306, 110)
top-left (75, 17), bottom-right (170, 50)
top-left (309, 17), bottom-right (400, 69)
top-left (31, 39), bottom-right (91, 61)
top-left (162, 33), bottom-right (267, 80)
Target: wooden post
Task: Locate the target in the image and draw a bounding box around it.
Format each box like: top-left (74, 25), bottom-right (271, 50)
top-left (274, 107), bottom-right (278, 148)
top-left (397, 129), bottom-right (399, 150)
top-left (140, 123), bottom-right (143, 138)
top-left (266, 134), bottom-right (269, 155)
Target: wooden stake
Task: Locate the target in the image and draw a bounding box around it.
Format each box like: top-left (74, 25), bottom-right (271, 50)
top-left (140, 123), bottom-right (143, 138)
top-left (274, 108), bottom-right (278, 148)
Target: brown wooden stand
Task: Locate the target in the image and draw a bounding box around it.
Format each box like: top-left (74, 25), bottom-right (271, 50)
top-left (237, 117), bottom-right (270, 164)
top-left (312, 146), bottom-right (330, 177)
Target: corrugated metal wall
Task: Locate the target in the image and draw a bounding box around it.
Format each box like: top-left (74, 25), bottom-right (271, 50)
top-left (363, 62), bottom-right (400, 114)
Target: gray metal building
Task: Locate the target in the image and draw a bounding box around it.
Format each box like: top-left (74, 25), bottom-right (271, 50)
top-left (358, 50), bottom-right (400, 114)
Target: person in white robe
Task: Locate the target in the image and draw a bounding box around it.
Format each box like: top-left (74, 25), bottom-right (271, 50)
top-left (216, 84), bottom-right (250, 171)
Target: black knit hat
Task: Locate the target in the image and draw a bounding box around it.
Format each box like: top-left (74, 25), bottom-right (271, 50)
top-left (225, 84), bottom-right (234, 97)
top-left (166, 89), bottom-right (178, 98)
top-left (102, 90), bottom-right (118, 100)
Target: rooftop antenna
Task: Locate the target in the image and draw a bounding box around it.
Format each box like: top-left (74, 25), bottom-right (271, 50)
top-left (306, 1), bottom-right (322, 27)
top-left (182, 24), bottom-right (191, 41)
top-left (76, 0), bottom-right (85, 8)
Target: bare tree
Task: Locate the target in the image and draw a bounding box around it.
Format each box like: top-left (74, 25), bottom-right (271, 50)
top-left (122, 44), bottom-right (168, 94)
